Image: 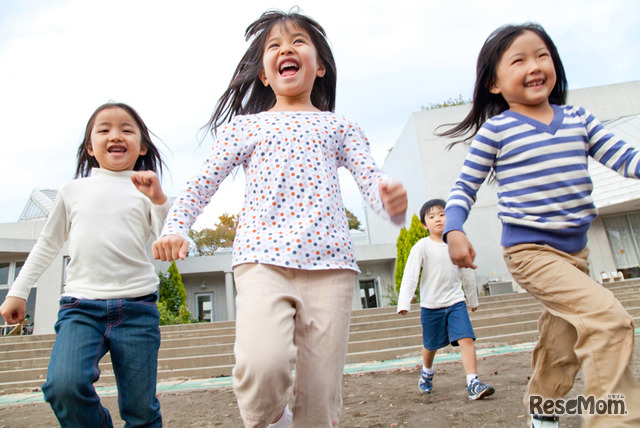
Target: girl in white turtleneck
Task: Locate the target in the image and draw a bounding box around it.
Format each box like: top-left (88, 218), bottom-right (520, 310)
top-left (0, 102), bottom-right (169, 428)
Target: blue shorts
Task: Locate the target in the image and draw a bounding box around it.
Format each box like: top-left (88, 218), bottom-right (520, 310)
top-left (420, 301), bottom-right (476, 351)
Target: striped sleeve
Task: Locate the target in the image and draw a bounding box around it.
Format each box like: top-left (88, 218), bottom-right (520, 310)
top-left (582, 107), bottom-right (640, 177)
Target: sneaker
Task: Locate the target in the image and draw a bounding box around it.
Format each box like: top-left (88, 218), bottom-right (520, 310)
top-left (418, 368), bottom-right (433, 394)
top-left (467, 378), bottom-right (495, 400)
top-left (530, 414), bottom-right (559, 428)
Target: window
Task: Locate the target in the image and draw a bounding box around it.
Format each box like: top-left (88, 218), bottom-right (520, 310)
top-left (1, 261), bottom-right (25, 288)
top-left (603, 213), bottom-right (640, 278)
top-left (0, 263), bottom-right (9, 287)
top-left (13, 261), bottom-right (24, 281)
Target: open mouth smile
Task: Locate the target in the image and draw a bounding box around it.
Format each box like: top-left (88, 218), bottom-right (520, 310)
top-left (279, 60), bottom-right (300, 77)
top-left (525, 79), bottom-right (545, 88)
top-left (107, 145), bottom-right (127, 154)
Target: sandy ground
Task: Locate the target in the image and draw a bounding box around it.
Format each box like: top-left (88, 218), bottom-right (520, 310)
top-left (1, 341), bottom-right (638, 428)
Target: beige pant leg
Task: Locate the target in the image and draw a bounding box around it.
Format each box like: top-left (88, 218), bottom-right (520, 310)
top-left (233, 264), bottom-right (299, 428)
top-left (232, 264), bottom-right (355, 428)
top-left (290, 269), bottom-right (354, 428)
top-left (526, 310), bottom-right (581, 400)
top-left (504, 244), bottom-right (640, 427)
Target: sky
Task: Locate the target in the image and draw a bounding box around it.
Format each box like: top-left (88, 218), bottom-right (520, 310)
top-left (1, 0), bottom-right (639, 229)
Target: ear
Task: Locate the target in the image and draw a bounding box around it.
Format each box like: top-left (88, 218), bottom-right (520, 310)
top-left (139, 144), bottom-right (148, 156)
top-left (86, 143), bottom-right (95, 157)
top-left (316, 61), bottom-right (326, 78)
top-left (259, 69), bottom-right (269, 87)
top-left (489, 81), bottom-right (501, 95)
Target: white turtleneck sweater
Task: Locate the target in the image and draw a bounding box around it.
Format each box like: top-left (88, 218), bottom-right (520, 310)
top-left (9, 168), bottom-right (170, 300)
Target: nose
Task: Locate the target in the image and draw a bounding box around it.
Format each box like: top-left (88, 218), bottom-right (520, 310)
top-left (279, 42), bottom-right (293, 55)
top-left (528, 59), bottom-right (541, 74)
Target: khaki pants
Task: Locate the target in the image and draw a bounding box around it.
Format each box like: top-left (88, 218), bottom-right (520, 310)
top-left (504, 244), bottom-right (640, 427)
top-left (232, 263), bottom-right (355, 428)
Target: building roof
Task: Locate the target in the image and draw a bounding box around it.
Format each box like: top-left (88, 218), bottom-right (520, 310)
top-left (18, 188), bottom-right (57, 222)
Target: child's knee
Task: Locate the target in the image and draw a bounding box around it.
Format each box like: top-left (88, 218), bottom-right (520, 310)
top-left (236, 347), bottom-right (293, 383)
top-left (597, 300), bottom-right (634, 336)
top-left (42, 373), bottom-right (92, 405)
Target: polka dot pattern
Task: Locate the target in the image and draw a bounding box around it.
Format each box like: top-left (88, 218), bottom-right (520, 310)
top-left (162, 111), bottom-right (391, 271)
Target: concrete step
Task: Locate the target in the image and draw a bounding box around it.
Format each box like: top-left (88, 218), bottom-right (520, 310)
top-left (0, 279), bottom-right (637, 394)
top-left (4, 303), bottom-right (633, 375)
top-left (345, 314), bottom-right (640, 365)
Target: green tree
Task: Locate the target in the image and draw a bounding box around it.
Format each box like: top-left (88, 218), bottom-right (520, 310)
top-left (188, 213), bottom-right (239, 256)
top-left (394, 214), bottom-right (429, 302)
top-left (158, 261), bottom-right (192, 325)
top-left (345, 208), bottom-right (362, 231)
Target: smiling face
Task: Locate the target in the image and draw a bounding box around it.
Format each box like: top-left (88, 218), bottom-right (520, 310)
top-left (490, 30), bottom-right (556, 116)
top-left (87, 107), bottom-right (147, 172)
top-left (259, 21), bottom-right (326, 111)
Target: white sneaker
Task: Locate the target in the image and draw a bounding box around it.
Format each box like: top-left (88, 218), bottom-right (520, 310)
top-left (268, 405), bottom-right (292, 428)
top-left (530, 414), bottom-right (559, 428)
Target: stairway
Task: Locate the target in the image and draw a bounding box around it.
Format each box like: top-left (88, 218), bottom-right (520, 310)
top-left (0, 280), bottom-right (638, 395)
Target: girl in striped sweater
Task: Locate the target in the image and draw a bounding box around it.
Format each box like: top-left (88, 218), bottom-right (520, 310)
top-left (442, 23), bottom-right (640, 428)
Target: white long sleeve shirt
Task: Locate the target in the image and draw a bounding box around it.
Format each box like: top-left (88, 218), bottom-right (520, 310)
top-left (397, 236), bottom-right (478, 311)
top-left (161, 111), bottom-right (405, 272)
top-left (9, 168), bottom-right (171, 300)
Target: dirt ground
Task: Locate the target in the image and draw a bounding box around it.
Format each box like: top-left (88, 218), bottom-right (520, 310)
top-left (1, 341), bottom-right (638, 428)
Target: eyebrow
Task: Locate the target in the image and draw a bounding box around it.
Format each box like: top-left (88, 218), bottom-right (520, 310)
top-left (506, 46), bottom-right (549, 61)
top-left (266, 31), bottom-right (310, 44)
top-left (289, 32), bottom-right (309, 39)
top-left (94, 121), bottom-right (137, 128)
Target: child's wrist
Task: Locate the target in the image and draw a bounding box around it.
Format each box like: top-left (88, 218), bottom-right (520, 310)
top-left (151, 195), bottom-right (168, 205)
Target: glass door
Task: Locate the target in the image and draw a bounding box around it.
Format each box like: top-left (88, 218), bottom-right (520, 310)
top-left (195, 292), bottom-right (215, 322)
top-left (359, 280), bottom-right (378, 309)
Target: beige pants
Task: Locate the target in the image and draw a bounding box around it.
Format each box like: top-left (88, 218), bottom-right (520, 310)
top-left (504, 244), bottom-right (640, 427)
top-left (232, 263), bottom-right (355, 428)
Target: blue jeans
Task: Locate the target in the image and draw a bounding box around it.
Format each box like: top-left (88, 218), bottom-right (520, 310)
top-left (42, 294), bottom-right (162, 428)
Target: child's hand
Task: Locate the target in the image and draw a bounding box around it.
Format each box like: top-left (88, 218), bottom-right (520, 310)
top-left (446, 230), bottom-right (477, 269)
top-left (0, 297), bottom-right (27, 324)
top-left (131, 171), bottom-right (167, 205)
top-left (152, 235), bottom-right (189, 261)
top-left (380, 180), bottom-right (407, 217)
top-left (398, 310), bottom-right (408, 316)
top-left (469, 306), bottom-right (478, 312)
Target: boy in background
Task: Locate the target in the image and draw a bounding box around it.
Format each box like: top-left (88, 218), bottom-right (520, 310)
top-left (398, 199), bottom-right (494, 400)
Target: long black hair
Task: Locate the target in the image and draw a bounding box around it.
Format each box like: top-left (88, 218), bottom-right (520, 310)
top-left (440, 23), bottom-right (568, 146)
top-left (204, 8), bottom-right (337, 136)
top-left (75, 102), bottom-right (165, 178)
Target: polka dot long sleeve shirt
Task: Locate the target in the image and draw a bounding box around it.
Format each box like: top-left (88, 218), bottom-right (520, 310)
top-left (161, 111), bottom-right (402, 272)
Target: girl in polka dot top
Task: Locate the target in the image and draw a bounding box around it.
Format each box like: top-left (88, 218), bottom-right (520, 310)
top-left (153, 8), bottom-right (407, 428)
